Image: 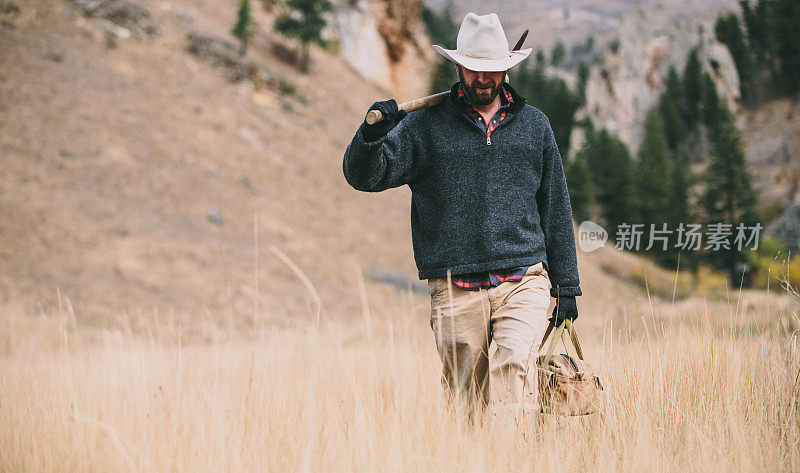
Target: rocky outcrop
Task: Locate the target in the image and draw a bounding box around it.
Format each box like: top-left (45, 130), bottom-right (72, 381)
top-left (570, 4), bottom-right (740, 155)
top-left (766, 203), bottom-right (800, 253)
top-left (186, 32), bottom-right (281, 90)
top-left (0, 1), bottom-right (20, 29)
top-left (68, 0), bottom-right (158, 39)
top-left (329, 0), bottom-right (436, 99)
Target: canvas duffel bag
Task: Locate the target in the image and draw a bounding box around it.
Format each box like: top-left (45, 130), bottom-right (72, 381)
top-left (537, 319), bottom-right (604, 416)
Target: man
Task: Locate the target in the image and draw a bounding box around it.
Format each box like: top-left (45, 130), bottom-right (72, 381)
top-left (342, 12), bottom-right (582, 424)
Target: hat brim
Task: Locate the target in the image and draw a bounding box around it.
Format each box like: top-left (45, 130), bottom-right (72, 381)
top-left (432, 45), bottom-right (532, 72)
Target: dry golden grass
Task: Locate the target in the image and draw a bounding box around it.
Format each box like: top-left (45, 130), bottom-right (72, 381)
top-left (3, 2), bottom-right (800, 471)
top-left (2, 281), bottom-right (800, 473)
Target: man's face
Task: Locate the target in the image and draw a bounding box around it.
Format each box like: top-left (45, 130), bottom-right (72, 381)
top-left (457, 65), bottom-right (507, 107)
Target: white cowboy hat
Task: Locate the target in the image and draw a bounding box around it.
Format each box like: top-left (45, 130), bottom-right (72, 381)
top-left (432, 12), bottom-right (532, 72)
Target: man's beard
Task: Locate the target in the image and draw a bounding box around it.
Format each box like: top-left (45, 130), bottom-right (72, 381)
top-left (458, 68), bottom-right (503, 106)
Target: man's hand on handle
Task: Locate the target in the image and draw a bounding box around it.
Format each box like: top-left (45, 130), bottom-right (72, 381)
top-left (550, 296), bottom-right (578, 326)
top-left (360, 99), bottom-right (407, 142)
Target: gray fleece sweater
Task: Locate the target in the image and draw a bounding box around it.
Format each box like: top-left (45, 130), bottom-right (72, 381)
top-left (342, 82), bottom-right (582, 298)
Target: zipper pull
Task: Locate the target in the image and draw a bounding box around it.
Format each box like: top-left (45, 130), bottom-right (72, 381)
top-left (487, 135), bottom-right (492, 145)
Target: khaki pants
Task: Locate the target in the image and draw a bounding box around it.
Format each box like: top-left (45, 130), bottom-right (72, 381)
top-left (428, 262), bottom-right (552, 424)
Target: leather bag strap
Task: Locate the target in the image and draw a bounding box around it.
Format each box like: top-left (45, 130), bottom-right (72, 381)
top-left (539, 319), bottom-right (585, 367)
top-left (566, 319), bottom-right (585, 360)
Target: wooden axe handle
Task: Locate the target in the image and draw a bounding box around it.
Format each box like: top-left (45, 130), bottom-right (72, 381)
top-left (365, 91), bottom-right (450, 125)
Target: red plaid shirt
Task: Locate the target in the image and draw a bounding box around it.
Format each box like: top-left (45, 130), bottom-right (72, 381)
top-left (457, 82), bottom-right (514, 141)
top-left (450, 83), bottom-right (531, 290)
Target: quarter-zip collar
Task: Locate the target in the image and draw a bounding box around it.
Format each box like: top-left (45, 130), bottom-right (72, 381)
top-left (446, 81), bottom-right (528, 145)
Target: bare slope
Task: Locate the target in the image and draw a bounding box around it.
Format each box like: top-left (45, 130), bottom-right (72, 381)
top-left (1, 0), bottom-right (760, 330)
top-left (0, 0), bottom-right (426, 322)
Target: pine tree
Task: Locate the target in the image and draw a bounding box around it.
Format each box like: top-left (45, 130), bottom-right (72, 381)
top-left (775, 0), bottom-right (800, 93)
top-left (635, 109), bottom-right (672, 256)
top-left (577, 61), bottom-right (589, 106)
top-left (655, 65), bottom-right (694, 266)
top-left (421, 4), bottom-right (459, 93)
top-left (701, 72), bottom-right (759, 284)
top-left (274, 0), bottom-right (333, 72)
top-left (429, 59), bottom-right (458, 94)
top-left (715, 12), bottom-right (756, 101)
top-left (740, 0), bottom-right (764, 64)
top-left (566, 153), bottom-right (594, 223)
top-left (752, 0), bottom-right (778, 69)
top-left (232, 0), bottom-right (256, 57)
top-left (603, 130), bottom-right (636, 242)
top-left (667, 147), bottom-right (695, 268)
top-left (663, 66), bottom-right (686, 142)
top-left (701, 73), bottom-right (723, 128)
top-left (683, 48), bottom-right (703, 130)
top-left (743, 0), bottom-right (782, 92)
top-left (668, 147), bottom-right (692, 226)
top-left (547, 80), bottom-right (580, 156)
top-left (664, 65), bottom-right (683, 102)
top-left (577, 124), bottom-right (636, 240)
top-left (550, 41), bottom-right (566, 67)
top-left (535, 49), bottom-right (546, 68)
top-left (659, 88), bottom-right (685, 150)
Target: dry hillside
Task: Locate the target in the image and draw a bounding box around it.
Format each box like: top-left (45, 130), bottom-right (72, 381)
top-left (0, 0), bottom-right (789, 333)
top-left (0, 0), bottom-right (434, 323)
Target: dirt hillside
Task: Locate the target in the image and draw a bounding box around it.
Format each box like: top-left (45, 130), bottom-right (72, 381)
top-left (0, 0), bottom-right (740, 330)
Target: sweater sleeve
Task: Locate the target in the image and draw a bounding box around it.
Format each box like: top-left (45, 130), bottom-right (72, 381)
top-left (536, 117), bottom-right (583, 298)
top-left (342, 119), bottom-right (419, 192)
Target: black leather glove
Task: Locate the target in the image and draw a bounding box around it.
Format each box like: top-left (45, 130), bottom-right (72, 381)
top-left (360, 99), bottom-right (408, 142)
top-left (549, 296), bottom-right (578, 326)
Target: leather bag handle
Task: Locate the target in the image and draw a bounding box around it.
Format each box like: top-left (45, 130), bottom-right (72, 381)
top-left (539, 319), bottom-right (585, 368)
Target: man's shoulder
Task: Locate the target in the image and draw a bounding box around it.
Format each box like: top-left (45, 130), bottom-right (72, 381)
top-left (519, 104), bottom-right (549, 124)
top-left (514, 105), bottom-right (553, 140)
top-left (411, 97), bottom-right (451, 119)
top-left (394, 98), bottom-right (450, 133)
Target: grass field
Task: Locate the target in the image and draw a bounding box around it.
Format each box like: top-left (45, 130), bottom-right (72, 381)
top-left (3, 1), bottom-right (800, 471)
top-left (2, 282), bottom-right (800, 473)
